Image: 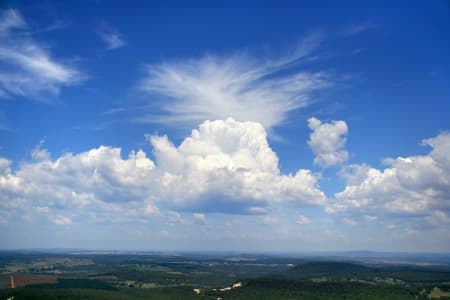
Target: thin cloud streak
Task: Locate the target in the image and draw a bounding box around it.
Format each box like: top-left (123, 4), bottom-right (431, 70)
top-left (337, 21), bottom-right (379, 37)
top-left (0, 9), bottom-right (84, 99)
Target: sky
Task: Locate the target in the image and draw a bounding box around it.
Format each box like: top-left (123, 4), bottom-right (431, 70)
top-left (0, 0), bottom-right (450, 252)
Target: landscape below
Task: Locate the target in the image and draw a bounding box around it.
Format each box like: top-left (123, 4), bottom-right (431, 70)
top-left (1, 250), bottom-right (450, 299)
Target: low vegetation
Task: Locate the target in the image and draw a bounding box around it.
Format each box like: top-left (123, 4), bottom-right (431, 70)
top-left (1, 252), bottom-right (450, 299)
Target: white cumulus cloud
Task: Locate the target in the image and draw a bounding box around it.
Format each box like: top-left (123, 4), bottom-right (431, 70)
top-left (149, 118), bottom-right (326, 212)
top-left (0, 118), bottom-right (326, 224)
top-left (308, 117), bottom-right (348, 168)
top-left (328, 132), bottom-right (450, 227)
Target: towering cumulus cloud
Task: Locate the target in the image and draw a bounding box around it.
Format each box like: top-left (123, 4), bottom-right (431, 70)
top-left (0, 119), bottom-right (325, 224)
top-left (150, 118), bottom-right (326, 212)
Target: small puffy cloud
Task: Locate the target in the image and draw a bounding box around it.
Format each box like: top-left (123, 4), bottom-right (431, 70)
top-left (363, 215), bottom-right (377, 222)
top-left (343, 218), bottom-right (357, 226)
top-left (138, 33), bottom-right (330, 130)
top-left (166, 211), bottom-right (185, 224)
top-left (248, 206), bottom-right (269, 214)
top-left (31, 140), bottom-right (51, 161)
top-left (143, 202), bottom-right (159, 215)
top-left (329, 132), bottom-right (450, 227)
top-left (0, 118), bottom-right (326, 224)
top-left (97, 24), bottom-right (126, 50)
top-left (193, 213), bottom-right (205, 221)
top-left (51, 215), bottom-right (72, 225)
top-left (386, 224), bottom-right (396, 230)
top-left (296, 215), bottom-right (311, 225)
top-left (35, 206), bottom-right (49, 213)
top-left (0, 9), bottom-right (84, 98)
top-left (308, 117), bottom-right (348, 168)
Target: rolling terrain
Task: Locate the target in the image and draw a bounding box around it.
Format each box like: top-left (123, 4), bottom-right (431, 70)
top-left (1, 251), bottom-right (450, 299)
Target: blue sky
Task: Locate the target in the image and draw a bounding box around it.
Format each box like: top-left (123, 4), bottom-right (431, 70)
top-left (0, 0), bottom-right (450, 252)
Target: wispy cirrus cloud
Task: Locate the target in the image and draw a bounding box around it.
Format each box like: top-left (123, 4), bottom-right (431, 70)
top-left (0, 9), bottom-right (84, 99)
top-left (337, 21), bottom-right (379, 37)
top-left (0, 111), bottom-right (11, 131)
top-left (0, 9), bottom-right (25, 33)
top-left (137, 33), bottom-right (330, 130)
